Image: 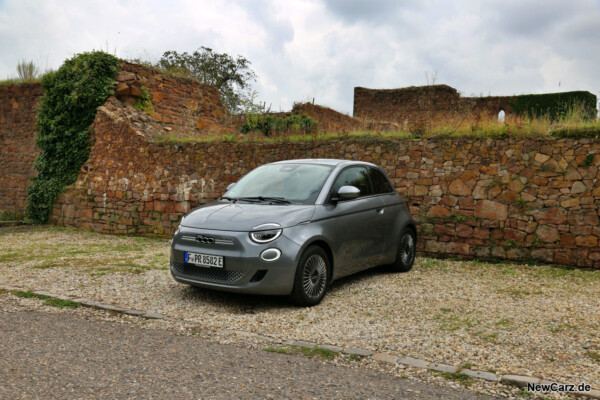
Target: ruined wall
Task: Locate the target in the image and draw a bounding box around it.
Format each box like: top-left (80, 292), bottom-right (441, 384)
top-left (353, 86), bottom-right (518, 125)
top-left (0, 83), bottom-right (43, 215)
top-left (115, 62), bottom-right (235, 137)
top-left (50, 99), bottom-right (600, 267)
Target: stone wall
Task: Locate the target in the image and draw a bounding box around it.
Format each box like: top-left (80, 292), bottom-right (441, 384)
top-left (50, 98), bottom-right (600, 267)
top-left (115, 62), bottom-right (235, 138)
top-left (0, 83), bottom-right (43, 215)
top-left (353, 85), bottom-right (518, 126)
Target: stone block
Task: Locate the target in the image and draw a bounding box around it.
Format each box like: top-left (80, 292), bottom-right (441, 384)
top-left (429, 363), bottom-right (458, 373)
top-left (474, 200), bottom-right (507, 220)
top-left (449, 179), bottom-right (471, 196)
top-left (343, 348), bottom-right (374, 357)
top-left (371, 353), bottom-right (398, 363)
top-left (533, 207), bottom-right (566, 224)
top-left (398, 356), bottom-right (429, 369)
top-left (461, 369), bottom-right (498, 382)
top-left (500, 374), bottom-right (540, 388)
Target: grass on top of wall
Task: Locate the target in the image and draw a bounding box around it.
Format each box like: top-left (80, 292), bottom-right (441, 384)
top-left (149, 101), bottom-right (599, 144)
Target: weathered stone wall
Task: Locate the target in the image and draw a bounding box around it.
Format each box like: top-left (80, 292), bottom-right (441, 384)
top-left (50, 98), bottom-right (600, 267)
top-left (0, 83), bottom-right (43, 215)
top-left (353, 85), bottom-right (518, 126)
top-left (115, 62), bottom-right (235, 137)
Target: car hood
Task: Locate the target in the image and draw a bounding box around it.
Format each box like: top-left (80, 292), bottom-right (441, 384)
top-left (179, 201), bottom-right (316, 231)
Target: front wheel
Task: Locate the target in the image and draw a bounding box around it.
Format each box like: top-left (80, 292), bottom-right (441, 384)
top-left (391, 228), bottom-right (416, 272)
top-left (290, 246), bottom-right (330, 307)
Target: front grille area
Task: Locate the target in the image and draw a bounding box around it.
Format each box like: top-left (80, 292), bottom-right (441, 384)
top-left (171, 261), bottom-right (247, 283)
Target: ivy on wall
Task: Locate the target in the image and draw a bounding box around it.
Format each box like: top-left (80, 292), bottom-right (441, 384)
top-left (26, 51), bottom-right (119, 223)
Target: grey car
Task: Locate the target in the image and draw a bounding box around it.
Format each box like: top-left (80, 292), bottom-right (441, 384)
top-left (170, 159), bottom-right (416, 306)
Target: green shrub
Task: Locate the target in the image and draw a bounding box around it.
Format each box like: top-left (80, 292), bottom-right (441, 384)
top-left (510, 91), bottom-right (597, 121)
top-left (133, 86), bottom-right (154, 114)
top-left (26, 51), bottom-right (119, 223)
top-left (241, 113), bottom-right (317, 136)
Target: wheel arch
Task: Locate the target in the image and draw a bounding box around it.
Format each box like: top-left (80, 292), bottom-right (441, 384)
top-left (298, 238), bottom-right (335, 282)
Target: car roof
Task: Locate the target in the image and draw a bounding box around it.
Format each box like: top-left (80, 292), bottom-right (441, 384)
top-left (271, 158), bottom-right (377, 168)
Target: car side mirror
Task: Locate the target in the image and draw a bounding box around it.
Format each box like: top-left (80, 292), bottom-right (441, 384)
top-left (336, 185), bottom-right (360, 201)
top-left (226, 182), bottom-right (236, 191)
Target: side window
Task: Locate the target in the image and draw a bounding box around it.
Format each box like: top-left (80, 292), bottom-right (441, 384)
top-left (331, 167), bottom-right (372, 198)
top-left (369, 168), bottom-right (394, 194)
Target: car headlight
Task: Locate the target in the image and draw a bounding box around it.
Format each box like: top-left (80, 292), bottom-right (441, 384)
top-left (250, 229), bottom-right (282, 243)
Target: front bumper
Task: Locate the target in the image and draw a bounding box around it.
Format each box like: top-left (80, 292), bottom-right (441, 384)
top-left (170, 226), bottom-right (300, 295)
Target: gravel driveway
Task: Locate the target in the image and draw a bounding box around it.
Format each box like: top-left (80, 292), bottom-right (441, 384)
top-left (1, 226), bottom-right (599, 396)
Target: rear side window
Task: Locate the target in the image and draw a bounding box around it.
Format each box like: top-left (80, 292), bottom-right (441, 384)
top-left (332, 166), bottom-right (372, 197)
top-left (369, 168), bottom-right (394, 194)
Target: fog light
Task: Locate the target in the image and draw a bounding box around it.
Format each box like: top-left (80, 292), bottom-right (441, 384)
top-left (260, 248), bottom-right (281, 262)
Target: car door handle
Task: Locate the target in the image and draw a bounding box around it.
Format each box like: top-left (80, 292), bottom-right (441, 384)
top-left (376, 208), bottom-right (384, 214)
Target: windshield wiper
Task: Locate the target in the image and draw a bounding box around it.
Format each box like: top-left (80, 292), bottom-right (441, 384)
top-left (237, 196), bottom-right (291, 205)
top-left (219, 196), bottom-right (238, 202)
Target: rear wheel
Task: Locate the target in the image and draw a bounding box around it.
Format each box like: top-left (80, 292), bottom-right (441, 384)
top-left (290, 246), bottom-right (330, 307)
top-left (391, 228), bottom-right (416, 272)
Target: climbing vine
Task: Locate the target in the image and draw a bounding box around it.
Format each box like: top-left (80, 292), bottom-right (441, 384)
top-left (26, 51), bottom-right (119, 223)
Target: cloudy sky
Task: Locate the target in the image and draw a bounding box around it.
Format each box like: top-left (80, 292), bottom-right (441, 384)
top-left (1, 0), bottom-right (599, 114)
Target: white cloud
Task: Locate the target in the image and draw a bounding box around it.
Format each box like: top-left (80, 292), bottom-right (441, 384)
top-left (0, 0), bottom-right (598, 114)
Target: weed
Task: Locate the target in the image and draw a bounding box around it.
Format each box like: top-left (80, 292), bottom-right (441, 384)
top-left (12, 290), bottom-right (80, 309)
top-left (587, 351), bottom-right (600, 362)
top-left (442, 372), bottom-right (474, 387)
top-left (517, 390), bottom-right (533, 397)
top-left (584, 154), bottom-right (594, 167)
top-left (349, 354), bottom-right (362, 361)
top-left (460, 362), bottom-right (475, 370)
top-left (263, 346), bottom-right (293, 355)
top-left (502, 268), bottom-right (517, 275)
top-left (301, 347), bottom-right (338, 360)
top-left (133, 86), bottom-right (154, 114)
top-left (33, 262), bottom-right (59, 270)
top-left (495, 318), bottom-right (511, 326)
top-left (547, 323), bottom-right (577, 333)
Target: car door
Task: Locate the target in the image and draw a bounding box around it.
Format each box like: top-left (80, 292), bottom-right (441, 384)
top-left (317, 166), bottom-right (388, 279)
top-left (368, 167), bottom-right (404, 264)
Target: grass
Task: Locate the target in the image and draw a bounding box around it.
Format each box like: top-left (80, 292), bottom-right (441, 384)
top-left (150, 100), bottom-right (600, 143)
top-left (12, 290), bottom-right (80, 309)
top-left (587, 351), bottom-right (600, 363)
top-left (0, 226), bottom-right (168, 275)
top-left (441, 372), bottom-right (474, 387)
top-left (263, 345), bottom-right (339, 360)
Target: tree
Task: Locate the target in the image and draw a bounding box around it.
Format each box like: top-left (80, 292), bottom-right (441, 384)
top-left (157, 47), bottom-right (257, 114)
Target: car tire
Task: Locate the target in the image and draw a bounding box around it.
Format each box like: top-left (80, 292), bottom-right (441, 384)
top-left (290, 246), bottom-right (330, 307)
top-left (391, 228), bottom-right (416, 272)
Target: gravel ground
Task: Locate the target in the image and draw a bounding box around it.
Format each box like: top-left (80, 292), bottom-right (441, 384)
top-left (1, 226), bottom-right (599, 398)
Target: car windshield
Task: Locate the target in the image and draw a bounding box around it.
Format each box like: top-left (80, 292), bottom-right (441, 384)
top-left (225, 163), bottom-right (333, 205)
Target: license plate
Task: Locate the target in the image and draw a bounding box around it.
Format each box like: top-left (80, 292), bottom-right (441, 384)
top-left (185, 252), bottom-right (224, 268)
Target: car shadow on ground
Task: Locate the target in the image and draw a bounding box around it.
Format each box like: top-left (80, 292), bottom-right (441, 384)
top-left (175, 264), bottom-right (401, 312)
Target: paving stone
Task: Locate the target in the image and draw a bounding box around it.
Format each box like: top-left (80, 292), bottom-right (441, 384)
top-left (500, 374), bottom-right (540, 388)
top-left (317, 344), bottom-right (343, 353)
top-left (33, 290), bottom-right (54, 297)
top-left (371, 352), bottom-right (398, 363)
top-left (398, 356), bottom-right (430, 369)
top-left (78, 300), bottom-right (102, 308)
top-left (583, 389), bottom-right (600, 399)
top-left (142, 311), bottom-right (166, 320)
top-left (429, 363), bottom-right (458, 373)
top-left (343, 348), bottom-right (374, 357)
top-left (97, 304), bottom-right (128, 313)
top-left (123, 309), bottom-right (146, 317)
top-left (289, 340), bottom-right (316, 349)
top-left (462, 369), bottom-right (498, 382)
top-left (1, 286), bottom-right (23, 291)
